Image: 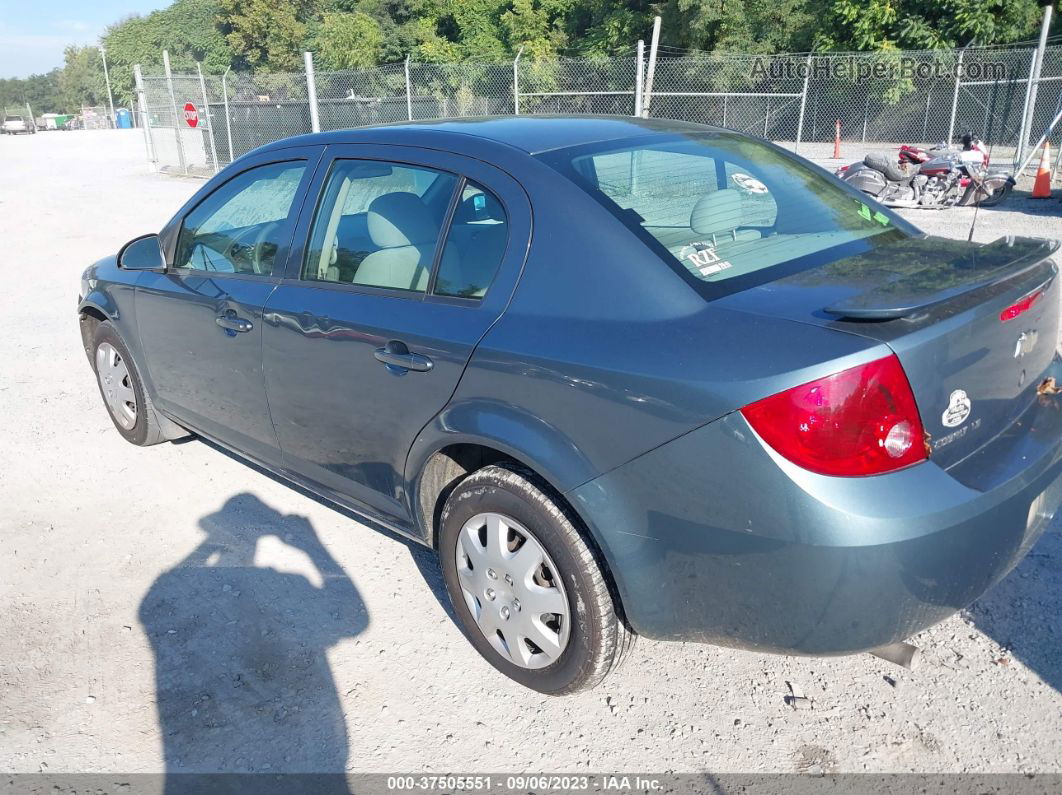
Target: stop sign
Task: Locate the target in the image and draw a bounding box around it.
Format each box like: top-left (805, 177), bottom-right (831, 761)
top-left (183, 102), bottom-right (198, 128)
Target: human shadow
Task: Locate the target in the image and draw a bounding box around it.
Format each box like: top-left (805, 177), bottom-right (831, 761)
top-left (139, 492), bottom-right (368, 785)
top-left (967, 520), bottom-right (1062, 694)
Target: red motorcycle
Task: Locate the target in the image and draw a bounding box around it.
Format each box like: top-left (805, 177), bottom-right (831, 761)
top-left (836, 134), bottom-right (1014, 209)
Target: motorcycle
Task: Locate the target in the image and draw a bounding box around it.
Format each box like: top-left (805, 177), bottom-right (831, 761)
top-left (835, 134), bottom-right (1015, 209)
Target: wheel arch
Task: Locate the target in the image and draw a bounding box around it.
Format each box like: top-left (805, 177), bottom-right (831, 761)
top-left (78, 300), bottom-right (112, 363)
top-left (407, 414), bottom-right (632, 628)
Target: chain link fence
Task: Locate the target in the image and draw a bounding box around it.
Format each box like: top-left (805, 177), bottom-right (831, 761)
top-left (138, 43), bottom-right (1062, 177)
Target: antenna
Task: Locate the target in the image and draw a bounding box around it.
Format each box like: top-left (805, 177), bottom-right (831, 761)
top-left (967, 127), bottom-right (999, 243)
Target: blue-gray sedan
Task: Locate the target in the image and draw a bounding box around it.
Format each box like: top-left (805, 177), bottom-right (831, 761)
top-left (78, 116), bottom-right (1062, 693)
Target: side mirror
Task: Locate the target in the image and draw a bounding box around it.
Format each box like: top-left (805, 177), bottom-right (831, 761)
top-left (118, 233), bottom-right (166, 270)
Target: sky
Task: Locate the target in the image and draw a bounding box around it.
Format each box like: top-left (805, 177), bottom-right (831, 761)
top-left (0, 0), bottom-right (170, 78)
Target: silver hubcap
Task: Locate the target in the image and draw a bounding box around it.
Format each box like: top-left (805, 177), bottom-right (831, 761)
top-left (95, 342), bottom-right (137, 430)
top-left (456, 512), bottom-right (571, 669)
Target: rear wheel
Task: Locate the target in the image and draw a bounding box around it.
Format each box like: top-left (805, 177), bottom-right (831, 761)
top-left (91, 321), bottom-right (166, 446)
top-left (438, 463), bottom-right (634, 694)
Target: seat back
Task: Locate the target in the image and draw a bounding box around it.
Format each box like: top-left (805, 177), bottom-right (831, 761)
top-left (690, 189), bottom-right (761, 245)
top-left (355, 192), bottom-right (448, 290)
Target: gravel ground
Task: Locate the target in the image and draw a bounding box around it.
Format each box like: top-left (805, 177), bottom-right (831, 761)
top-left (1, 129), bottom-right (1061, 776)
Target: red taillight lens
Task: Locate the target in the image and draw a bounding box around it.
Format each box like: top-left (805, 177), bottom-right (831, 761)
top-left (999, 289), bottom-right (1042, 323)
top-left (740, 355), bottom-right (927, 477)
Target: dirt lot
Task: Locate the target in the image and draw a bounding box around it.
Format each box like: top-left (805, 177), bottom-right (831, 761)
top-left (1, 129), bottom-right (1061, 776)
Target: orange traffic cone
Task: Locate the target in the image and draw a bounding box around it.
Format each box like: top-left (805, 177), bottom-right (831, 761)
top-left (1031, 141), bottom-right (1052, 199)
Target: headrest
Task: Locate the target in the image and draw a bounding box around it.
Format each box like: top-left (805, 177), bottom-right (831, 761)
top-left (455, 191), bottom-right (505, 223)
top-left (367, 192), bottom-right (437, 248)
top-left (690, 189), bottom-right (745, 236)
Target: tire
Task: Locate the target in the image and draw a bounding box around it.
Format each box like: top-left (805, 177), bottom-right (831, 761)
top-left (438, 463), bottom-right (634, 694)
top-left (91, 320), bottom-right (167, 446)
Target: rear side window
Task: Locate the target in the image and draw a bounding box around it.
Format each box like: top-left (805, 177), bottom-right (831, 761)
top-left (540, 133), bottom-right (912, 295)
top-left (175, 161), bottom-right (306, 276)
top-left (433, 181), bottom-right (508, 299)
top-left (302, 160), bottom-right (457, 292)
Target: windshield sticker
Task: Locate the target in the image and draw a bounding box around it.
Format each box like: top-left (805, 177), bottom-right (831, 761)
top-left (732, 173), bottom-right (769, 194)
top-left (679, 243), bottom-right (733, 278)
top-left (941, 389), bottom-right (972, 428)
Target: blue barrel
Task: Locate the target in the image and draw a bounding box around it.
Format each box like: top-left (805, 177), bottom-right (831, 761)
top-left (115, 108), bottom-right (132, 129)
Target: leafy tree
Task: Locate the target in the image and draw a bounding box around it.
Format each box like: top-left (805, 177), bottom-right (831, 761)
top-left (813, 0), bottom-right (1047, 51)
top-left (218, 0), bottom-right (320, 70)
top-left (101, 0), bottom-right (234, 107)
top-left (59, 46), bottom-right (108, 110)
top-left (314, 11), bottom-right (386, 69)
top-left (0, 70), bottom-right (64, 114)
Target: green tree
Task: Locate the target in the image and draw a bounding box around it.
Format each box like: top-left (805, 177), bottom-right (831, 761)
top-left (59, 45), bottom-right (107, 110)
top-left (0, 70), bottom-right (64, 114)
top-left (101, 0), bottom-right (234, 107)
top-left (813, 0), bottom-right (1046, 50)
top-left (314, 11), bottom-right (385, 69)
top-left (218, 0), bottom-right (320, 70)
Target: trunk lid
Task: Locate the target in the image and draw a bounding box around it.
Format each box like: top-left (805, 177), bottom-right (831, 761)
top-left (717, 236), bottom-right (1060, 470)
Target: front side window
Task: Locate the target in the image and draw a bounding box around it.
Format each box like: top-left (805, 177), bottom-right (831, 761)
top-left (303, 160), bottom-right (457, 292)
top-left (175, 161), bottom-right (306, 276)
top-left (539, 133), bottom-right (912, 295)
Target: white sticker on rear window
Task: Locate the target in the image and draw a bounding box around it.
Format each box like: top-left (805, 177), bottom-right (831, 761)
top-left (679, 242), bottom-right (733, 278)
top-left (732, 173), bottom-right (769, 194)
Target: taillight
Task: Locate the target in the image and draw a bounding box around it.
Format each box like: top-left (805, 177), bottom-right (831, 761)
top-left (999, 289), bottom-right (1042, 323)
top-left (740, 355), bottom-right (927, 477)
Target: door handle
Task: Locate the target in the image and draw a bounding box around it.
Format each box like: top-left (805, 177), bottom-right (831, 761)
top-left (374, 345), bottom-right (433, 372)
top-left (216, 314), bottom-right (253, 333)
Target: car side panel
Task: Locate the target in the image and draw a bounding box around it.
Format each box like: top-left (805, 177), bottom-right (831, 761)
top-left (412, 157), bottom-right (883, 501)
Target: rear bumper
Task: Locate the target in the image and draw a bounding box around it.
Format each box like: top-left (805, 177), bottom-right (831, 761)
top-left (569, 358), bottom-right (1062, 653)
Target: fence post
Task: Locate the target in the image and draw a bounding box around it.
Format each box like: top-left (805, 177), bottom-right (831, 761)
top-left (634, 40), bottom-right (644, 117)
top-left (641, 16), bottom-right (661, 117)
top-left (1019, 5), bottom-right (1054, 169)
top-left (304, 51), bottom-right (321, 133)
top-left (947, 49), bottom-right (964, 144)
top-left (196, 62), bottom-right (220, 174)
top-left (795, 53), bottom-right (812, 152)
top-left (1016, 48), bottom-right (1039, 166)
top-left (513, 47), bottom-right (524, 115)
top-left (133, 64), bottom-right (157, 170)
top-left (922, 86), bottom-right (932, 143)
top-left (162, 50), bottom-right (188, 175)
top-left (404, 55), bottom-right (414, 120)
top-left (222, 67), bottom-right (234, 166)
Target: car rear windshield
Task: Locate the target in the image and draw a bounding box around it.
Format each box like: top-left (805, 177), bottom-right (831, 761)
top-left (537, 133), bottom-right (915, 296)
top-left (5, 116), bottom-right (23, 122)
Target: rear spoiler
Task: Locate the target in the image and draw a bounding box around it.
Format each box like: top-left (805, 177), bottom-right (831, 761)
top-left (824, 236), bottom-right (1059, 320)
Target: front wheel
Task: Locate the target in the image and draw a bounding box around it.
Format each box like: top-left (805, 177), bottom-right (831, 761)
top-left (438, 463), bottom-right (634, 695)
top-left (976, 179), bottom-right (1013, 207)
top-left (91, 321), bottom-right (167, 446)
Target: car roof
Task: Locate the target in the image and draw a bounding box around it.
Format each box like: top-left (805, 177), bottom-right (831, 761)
top-left (256, 115), bottom-right (720, 157)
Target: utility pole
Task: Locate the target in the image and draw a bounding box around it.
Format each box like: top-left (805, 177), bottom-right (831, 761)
top-left (641, 16), bottom-right (661, 118)
top-left (100, 45), bottom-right (116, 127)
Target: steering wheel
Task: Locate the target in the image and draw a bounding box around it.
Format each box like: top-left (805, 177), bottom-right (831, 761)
top-left (216, 221), bottom-right (281, 274)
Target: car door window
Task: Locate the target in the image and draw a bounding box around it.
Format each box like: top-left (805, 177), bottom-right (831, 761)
top-left (433, 181), bottom-right (508, 299)
top-left (303, 160), bottom-right (457, 292)
top-left (174, 161), bottom-right (307, 276)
